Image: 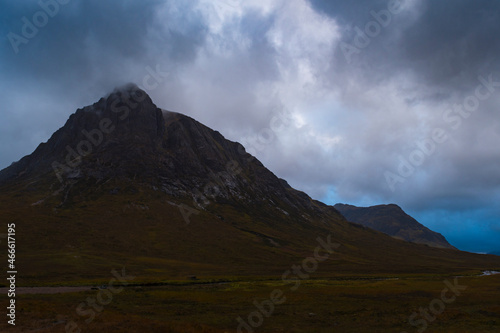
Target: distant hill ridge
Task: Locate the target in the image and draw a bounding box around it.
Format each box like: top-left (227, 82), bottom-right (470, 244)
top-left (334, 203), bottom-right (455, 249)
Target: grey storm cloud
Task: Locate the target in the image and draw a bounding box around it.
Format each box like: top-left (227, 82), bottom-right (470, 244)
top-left (0, 0), bottom-right (499, 252)
top-left (399, 0), bottom-right (500, 88)
top-left (313, 0), bottom-right (500, 92)
top-left (1, 0), bottom-right (207, 91)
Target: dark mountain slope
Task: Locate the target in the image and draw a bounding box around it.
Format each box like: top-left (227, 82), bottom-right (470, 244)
top-left (0, 84), bottom-right (498, 285)
top-left (0, 84), bottom-right (329, 220)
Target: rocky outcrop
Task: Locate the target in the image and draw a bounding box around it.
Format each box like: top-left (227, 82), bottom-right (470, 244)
top-left (0, 84), bottom-right (341, 220)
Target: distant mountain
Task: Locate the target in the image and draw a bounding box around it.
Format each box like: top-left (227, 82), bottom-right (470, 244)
top-left (334, 203), bottom-right (455, 249)
top-left (489, 251), bottom-right (500, 256)
top-left (1, 84), bottom-right (498, 284)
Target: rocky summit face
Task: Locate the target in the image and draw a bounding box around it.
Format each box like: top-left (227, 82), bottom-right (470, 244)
top-left (0, 83), bottom-right (332, 218)
top-left (0, 84), bottom-right (165, 184)
top-left (334, 203), bottom-right (455, 249)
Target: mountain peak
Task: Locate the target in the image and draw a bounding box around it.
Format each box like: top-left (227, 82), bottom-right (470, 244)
top-left (334, 203), bottom-right (455, 249)
top-left (111, 82), bottom-right (141, 93)
top-left (336, 203), bottom-right (401, 210)
top-left (0, 86), bottom-right (335, 220)
top-left (78, 83), bottom-right (157, 118)
top-left (0, 85), bottom-right (164, 185)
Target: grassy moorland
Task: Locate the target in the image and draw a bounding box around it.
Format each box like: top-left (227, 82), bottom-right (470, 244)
top-left (1, 274), bottom-right (499, 332)
top-left (1, 177), bottom-right (500, 332)
top-left (2, 178), bottom-right (500, 285)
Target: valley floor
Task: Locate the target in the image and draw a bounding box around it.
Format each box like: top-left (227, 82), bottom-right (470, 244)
top-left (2, 274), bottom-right (500, 332)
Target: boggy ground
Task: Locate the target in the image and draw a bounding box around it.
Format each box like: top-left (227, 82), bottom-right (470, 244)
top-left (2, 273), bottom-right (499, 333)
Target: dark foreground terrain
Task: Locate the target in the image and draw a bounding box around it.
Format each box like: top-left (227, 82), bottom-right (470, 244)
top-left (2, 273), bottom-right (500, 332)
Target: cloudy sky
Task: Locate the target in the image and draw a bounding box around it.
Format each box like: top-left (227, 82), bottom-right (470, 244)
top-left (1, 0), bottom-right (499, 253)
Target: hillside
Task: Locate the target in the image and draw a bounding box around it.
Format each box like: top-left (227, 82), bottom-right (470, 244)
top-left (0, 84), bottom-right (499, 286)
top-left (334, 203), bottom-right (455, 249)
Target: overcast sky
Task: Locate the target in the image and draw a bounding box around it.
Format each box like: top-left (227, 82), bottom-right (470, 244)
top-left (1, 0), bottom-right (499, 253)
